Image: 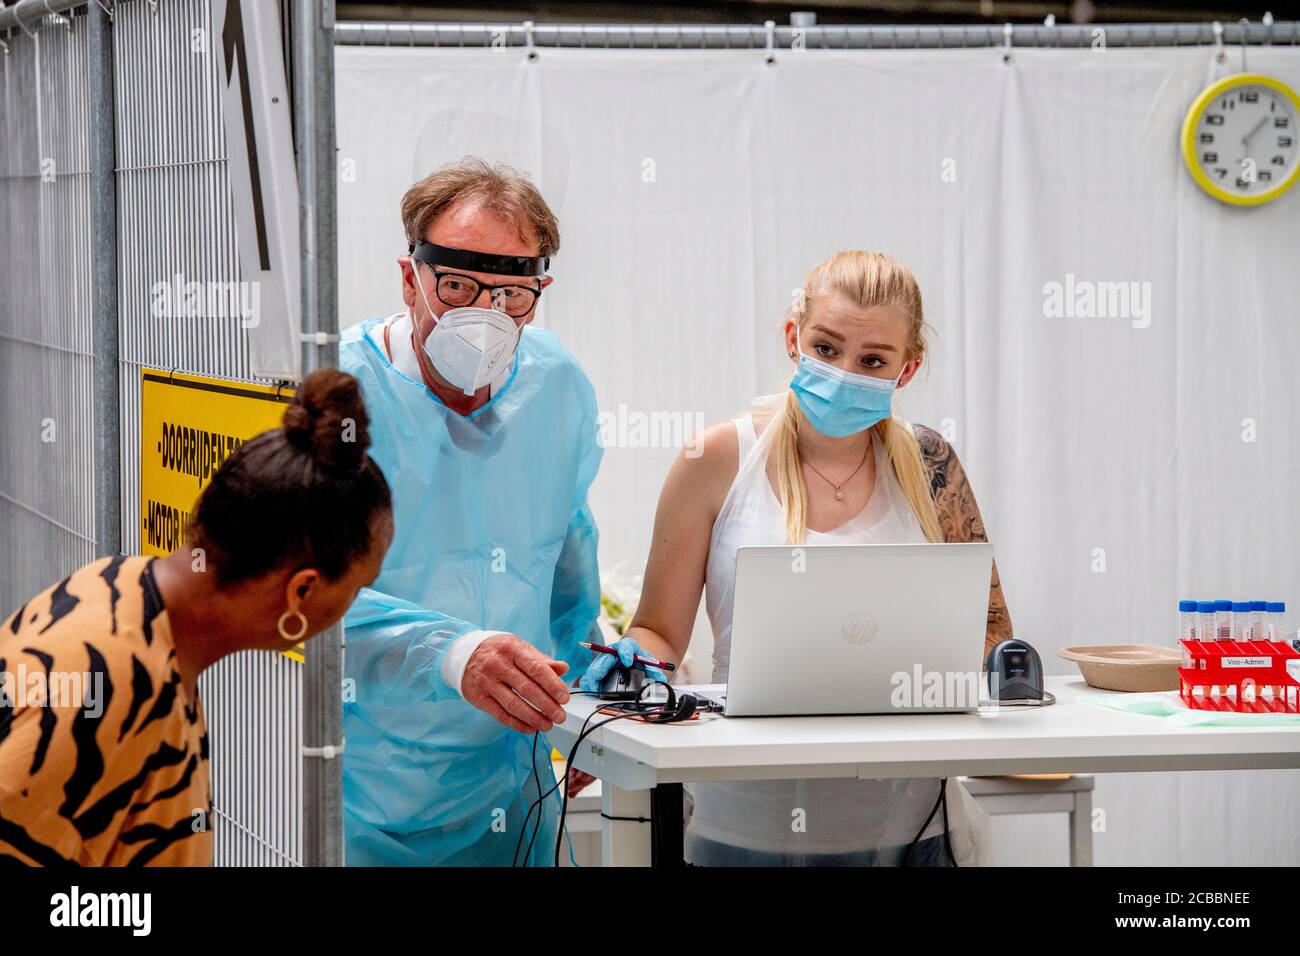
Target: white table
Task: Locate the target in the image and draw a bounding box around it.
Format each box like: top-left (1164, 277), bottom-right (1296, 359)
top-left (557, 774), bottom-right (1099, 866)
top-left (550, 676), bottom-right (1300, 866)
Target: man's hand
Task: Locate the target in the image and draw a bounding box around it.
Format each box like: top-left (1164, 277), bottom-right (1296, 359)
top-left (461, 634), bottom-right (571, 733)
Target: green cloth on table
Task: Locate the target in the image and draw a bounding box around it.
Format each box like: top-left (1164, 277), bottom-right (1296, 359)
top-left (1078, 691), bottom-right (1300, 726)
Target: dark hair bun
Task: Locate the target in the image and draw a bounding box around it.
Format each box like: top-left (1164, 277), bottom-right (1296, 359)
top-left (282, 369), bottom-right (372, 473)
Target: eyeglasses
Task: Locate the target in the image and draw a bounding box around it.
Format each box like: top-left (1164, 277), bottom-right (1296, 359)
top-left (420, 266), bottom-right (542, 319)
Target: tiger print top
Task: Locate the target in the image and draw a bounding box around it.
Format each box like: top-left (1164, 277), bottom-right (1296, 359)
top-left (0, 555), bottom-right (211, 866)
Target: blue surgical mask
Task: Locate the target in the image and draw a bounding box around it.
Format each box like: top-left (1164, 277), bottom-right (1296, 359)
top-left (789, 327), bottom-right (899, 438)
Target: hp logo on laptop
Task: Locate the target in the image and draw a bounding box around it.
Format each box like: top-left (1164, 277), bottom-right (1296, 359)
top-left (842, 612), bottom-right (877, 646)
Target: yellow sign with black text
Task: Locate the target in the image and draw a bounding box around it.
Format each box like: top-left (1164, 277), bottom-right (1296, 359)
top-left (139, 368), bottom-right (302, 662)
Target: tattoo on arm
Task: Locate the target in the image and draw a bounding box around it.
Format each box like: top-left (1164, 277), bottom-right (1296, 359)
top-left (913, 424), bottom-right (1013, 655)
top-left (913, 425), bottom-right (984, 542)
top-left (984, 560), bottom-right (1013, 657)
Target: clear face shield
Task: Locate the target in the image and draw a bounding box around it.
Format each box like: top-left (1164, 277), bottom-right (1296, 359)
top-left (406, 242), bottom-right (548, 395)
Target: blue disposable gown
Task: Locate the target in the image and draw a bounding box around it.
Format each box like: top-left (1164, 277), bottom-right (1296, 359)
top-left (339, 316), bottom-right (603, 866)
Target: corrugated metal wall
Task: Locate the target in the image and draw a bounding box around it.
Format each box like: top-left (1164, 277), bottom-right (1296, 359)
top-left (112, 0), bottom-right (302, 866)
top-left (0, 11), bottom-right (97, 620)
top-left (0, 0), bottom-right (302, 866)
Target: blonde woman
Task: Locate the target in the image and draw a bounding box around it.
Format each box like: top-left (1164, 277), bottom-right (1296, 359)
top-left (578, 251), bottom-right (1012, 865)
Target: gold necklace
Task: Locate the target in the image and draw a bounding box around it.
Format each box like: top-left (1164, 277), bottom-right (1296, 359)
top-left (803, 438), bottom-right (871, 501)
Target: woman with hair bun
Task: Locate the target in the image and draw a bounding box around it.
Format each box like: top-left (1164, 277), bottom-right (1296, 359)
top-left (0, 368), bottom-right (393, 866)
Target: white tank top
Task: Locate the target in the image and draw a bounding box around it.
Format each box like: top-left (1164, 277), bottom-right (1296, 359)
top-left (688, 407), bottom-right (960, 855)
top-left (704, 412), bottom-right (928, 682)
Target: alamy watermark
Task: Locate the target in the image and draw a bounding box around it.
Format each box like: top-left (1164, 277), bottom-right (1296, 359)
top-left (890, 666), bottom-right (981, 709)
top-left (0, 666), bottom-right (105, 718)
top-left (1042, 273), bottom-right (1152, 329)
top-left (598, 404), bottom-right (705, 458)
top-left (50, 887), bottom-right (151, 936)
top-left (151, 272), bottom-right (261, 328)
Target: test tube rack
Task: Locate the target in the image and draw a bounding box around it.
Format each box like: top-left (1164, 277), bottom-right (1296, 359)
top-left (1178, 639), bottom-right (1300, 712)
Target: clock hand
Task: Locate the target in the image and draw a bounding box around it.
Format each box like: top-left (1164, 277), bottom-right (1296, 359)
top-left (1240, 116), bottom-right (1270, 170)
top-left (1242, 115), bottom-right (1268, 146)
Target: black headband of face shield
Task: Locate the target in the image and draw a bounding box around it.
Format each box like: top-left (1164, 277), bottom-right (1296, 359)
top-left (408, 241), bottom-right (549, 278)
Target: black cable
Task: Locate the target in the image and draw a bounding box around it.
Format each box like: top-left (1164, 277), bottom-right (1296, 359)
top-left (553, 685), bottom-right (701, 866)
top-left (522, 730), bottom-right (547, 865)
top-left (510, 700), bottom-right (639, 867)
top-left (902, 777), bottom-right (946, 867)
top-left (554, 708), bottom-right (648, 867)
top-left (942, 778), bottom-right (958, 867)
top-left (512, 690), bottom-right (607, 866)
top-left (511, 732), bottom-right (544, 866)
top-left (510, 685), bottom-right (697, 866)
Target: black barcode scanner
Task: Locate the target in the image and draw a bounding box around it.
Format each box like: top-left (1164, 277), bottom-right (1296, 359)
top-left (986, 639), bottom-right (1055, 706)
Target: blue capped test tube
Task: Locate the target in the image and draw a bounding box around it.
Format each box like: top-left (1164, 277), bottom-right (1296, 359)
top-left (1232, 602), bottom-right (1251, 642)
top-left (1250, 601), bottom-right (1267, 642)
top-left (1179, 600), bottom-right (1198, 645)
top-left (1214, 600), bottom-right (1232, 641)
top-left (1198, 602), bottom-right (1217, 643)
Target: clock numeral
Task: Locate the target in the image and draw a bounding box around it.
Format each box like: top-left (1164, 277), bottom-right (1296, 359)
top-left (1199, 134), bottom-right (1215, 145)
top-left (1272, 155), bottom-right (1287, 166)
top-left (1206, 113), bottom-right (1225, 126)
top-left (1235, 178), bottom-right (1251, 189)
top-left (1202, 151), bottom-right (1218, 163)
top-left (1259, 170), bottom-right (1273, 183)
top-left (1279, 136), bottom-right (1293, 148)
top-left (1275, 117), bottom-right (1290, 128)
top-left (1239, 91), bottom-right (1259, 103)
top-left (1214, 167), bottom-right (1228, 180)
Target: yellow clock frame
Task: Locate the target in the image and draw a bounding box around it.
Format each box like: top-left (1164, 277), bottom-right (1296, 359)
top-left (1181, 72), bottom-right (1300, 206)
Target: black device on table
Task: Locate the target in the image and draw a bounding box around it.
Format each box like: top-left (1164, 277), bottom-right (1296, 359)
top-left (598, 663), bottom-right (647, 700)
top-left (986, 638), bottom-right (1056, 706)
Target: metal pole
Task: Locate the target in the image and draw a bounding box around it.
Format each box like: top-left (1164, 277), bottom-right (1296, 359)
top-left (331, 19), bottom-right (1300, 50)
top-left (293, 0), bottom-right (342, 868)
top-left (88, 0), bottom-right (120, 558)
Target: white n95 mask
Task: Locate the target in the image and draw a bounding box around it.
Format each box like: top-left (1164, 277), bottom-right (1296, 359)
top-left (421, 306), bottom-right (521, 396)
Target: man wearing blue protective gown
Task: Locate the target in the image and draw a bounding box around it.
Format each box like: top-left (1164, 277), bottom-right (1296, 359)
top-left (338, 159), bottom-right (602, 866)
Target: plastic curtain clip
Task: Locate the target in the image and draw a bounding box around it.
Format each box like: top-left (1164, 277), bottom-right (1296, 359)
top-left (302, 740), bottom-right (346, 760)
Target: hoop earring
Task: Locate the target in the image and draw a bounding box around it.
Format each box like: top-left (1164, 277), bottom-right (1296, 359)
top-left (277, 609), bottom-right (308, 642)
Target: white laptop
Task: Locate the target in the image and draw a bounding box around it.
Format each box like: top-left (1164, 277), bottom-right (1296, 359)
top-left (721, 543), bottom-right (993, 717)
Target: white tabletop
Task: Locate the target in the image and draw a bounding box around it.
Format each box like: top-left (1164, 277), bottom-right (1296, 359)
top-left (552, 676), bottom-right (1300, 789)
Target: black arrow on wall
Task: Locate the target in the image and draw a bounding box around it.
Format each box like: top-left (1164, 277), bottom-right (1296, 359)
top-left (222, 0), bottom-right (272, 272)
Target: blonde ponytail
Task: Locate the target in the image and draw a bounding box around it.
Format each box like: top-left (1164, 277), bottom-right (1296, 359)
top-left (774, 250), bottom-right (943, 545)
top-left (771, 391), bottom-right (810, 545)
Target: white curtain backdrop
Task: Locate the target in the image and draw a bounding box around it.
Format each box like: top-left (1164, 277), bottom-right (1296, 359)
top-left (335, 43), bottom-right (1300, 866)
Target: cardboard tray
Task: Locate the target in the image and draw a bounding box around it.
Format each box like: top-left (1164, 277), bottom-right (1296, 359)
top-left (1058, 644), bottom-right (1182, 692)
